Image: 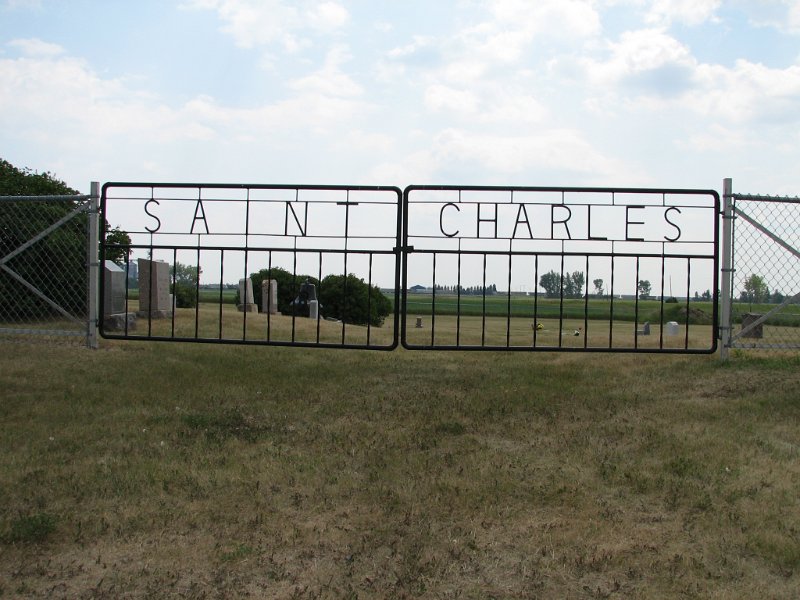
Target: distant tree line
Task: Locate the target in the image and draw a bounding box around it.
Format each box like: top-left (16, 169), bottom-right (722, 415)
top-left (433, 284), bottom-right (498, 295)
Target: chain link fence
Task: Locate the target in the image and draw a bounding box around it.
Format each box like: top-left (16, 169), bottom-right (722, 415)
top-left (0, 192), bottom-right (98, 347)
top-left (729, 193), bottom-right (800, 352)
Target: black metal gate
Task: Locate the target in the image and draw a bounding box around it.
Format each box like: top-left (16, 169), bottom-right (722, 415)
top-left (100, 183), bottom-right (402, 349)
top-left (401, 186), bottom-right (719, 353)
top-left (100, 182), bottom-right (719, 353)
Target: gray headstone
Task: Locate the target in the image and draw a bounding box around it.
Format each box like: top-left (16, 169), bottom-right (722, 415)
top-left (261, 279), bottom-right (279, 315)
top-left (103, 260), bottom-right (126, 315)
top-left (308, 299), bottom-right (319, 320)
top-left (138, 259), bottom-right (172, 318)
top-left (238, 278), bottom-right (257, 313)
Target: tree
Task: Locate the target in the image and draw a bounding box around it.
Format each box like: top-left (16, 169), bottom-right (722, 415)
top-left (539, 270), bottom-right (561, 298)
top-left (104, 224), bottom-right (132, 266)
top-left (593, 278), bottom-right (604, 297)
top-left (171, 262), bottom-right (201, 308)
top-left (741, 273), bottom-right (769, 304)
top-left (0, 158), bottom-right (131, 318)
top-left (638, 280), bottom-right (652, 299)
top-left (319, 273), bottom-right (392, 327)
top-left (564, 271), bottom-right (585, 298)
top-left (1, 160), bottom-right (87, 318)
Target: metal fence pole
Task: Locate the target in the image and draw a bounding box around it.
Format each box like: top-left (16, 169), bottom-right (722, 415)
top-left (719, 178), bottom-right (733, 361)
top-left (87, 182), bottom-right (100, 349)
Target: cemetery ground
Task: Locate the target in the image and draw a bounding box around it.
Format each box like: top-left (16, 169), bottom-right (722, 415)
top-left (1, 334), bottom-right (799, 598)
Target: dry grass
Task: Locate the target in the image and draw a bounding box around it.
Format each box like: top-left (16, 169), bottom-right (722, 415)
top-left (0, 340), bottom-right (798, 598)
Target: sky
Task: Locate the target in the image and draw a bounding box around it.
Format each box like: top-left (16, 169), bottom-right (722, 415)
top-left (1, 0), bottom-right (799, 294)
top-left (2, 0), bottom-right (800, 199)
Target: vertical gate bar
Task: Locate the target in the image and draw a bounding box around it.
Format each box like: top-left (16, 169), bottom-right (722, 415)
top-left (634, 257), bottom-right (640, 350)
top-left (317, 251), bottom-right (323, 345)
top-left (87, 182), bottom-right (99, 349)
top-left (533, 255), bottom-right (539, 347)
top-left (367, 252), bottom-right (373, 347)
top-left (506, 251), bottom-right (513, 348)
top-left (720, 178), bottom-right (733, 360)
top-left (174, 247), bottom-right (179, 338)
top-left (609, 255), bottom-right (615, 348)
top-left (243, 188), bottom-right (251, 342)
top-left (267, 251), bottom-right (273, 342)
top-left (659, 254), bottom-right (666, 350)
top-left (291, 247), bottom-right (297, 343)
top-left (194, 246), bottom-right (200, 339)
top-left (123, 253), bottom-right (131, 337)
top-left (685, 257), bottom-right (691, 350)
top-left (481, 253), bottom-right (487, 347)
top-left (558, 253), bottom-right (565, 348)
top-left (341, 190), bottom-right (351, 346)
top-left (431, 253), bottom-right (437, 347)
top-left (219, 249), bottom-right (225, 340)
top-left (583, 254), bottom-right (589, 349)
top-left (456, 245), bottom-right (462, 347)
top-left (147, 234), bottom-right (154, 338)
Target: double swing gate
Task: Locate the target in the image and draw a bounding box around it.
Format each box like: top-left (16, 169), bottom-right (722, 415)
top-left (99, 183), bottom-right (720, 354)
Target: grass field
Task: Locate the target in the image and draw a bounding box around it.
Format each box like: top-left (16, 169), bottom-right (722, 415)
top-left (1, 340), bottom-right (799, 598)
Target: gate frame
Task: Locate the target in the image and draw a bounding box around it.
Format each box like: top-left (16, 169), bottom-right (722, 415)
top-left (401, 184), bottom-right (720, 353)
top-left (99, 182), bottom-right (402, 350)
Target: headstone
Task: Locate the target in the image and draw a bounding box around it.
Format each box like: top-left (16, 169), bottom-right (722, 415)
top-left (416, 317), bottom-right (423, 328)
top-left (103, 260), bottom-right (137, 331)
top-left (309, 299), bottom-right (319, 320)
top-left (637, 321), bottom-right (650, 336)
top-left (290, 281), bottom-right (319, 318)
top-left (261, 279), bottom-right (279, 315)
top-left (103, 260), bottom-right (126, 316)
top-left (741, 313), bottom-right (764, 338)
top-left (665, 321), bottom-right (679, 336)
top-left (238, 278), bottom-right (258, 313)
top-left (137, 259), bottom-right (172, 318)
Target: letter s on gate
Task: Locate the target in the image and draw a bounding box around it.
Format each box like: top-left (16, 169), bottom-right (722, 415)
top-left (144, 199), bottom-right (161, 233)
top-left (440, 202), bottom-right (460, 238)
top-left (664, 206), bottom-right (682, 242)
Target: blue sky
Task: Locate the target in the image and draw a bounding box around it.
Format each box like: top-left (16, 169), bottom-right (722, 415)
top-left (2, 0), bottom-right (800, 198)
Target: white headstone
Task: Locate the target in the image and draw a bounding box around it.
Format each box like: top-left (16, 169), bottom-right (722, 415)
top-left (308, 299), bottom-right (319, 320)
top-left (261, 279), bottom-right (279, 315)
top-left (238, 278), bottom-right (257, 313)
top-left (103, 260), bottom-right (126, 315)
top-left (665, 321), bottom-right (680, 336)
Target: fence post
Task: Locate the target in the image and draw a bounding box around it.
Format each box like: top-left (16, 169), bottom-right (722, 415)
top-left (719, 178), bottom-right (733, 361)
top-left (87, 181), bottom-right (100, 349)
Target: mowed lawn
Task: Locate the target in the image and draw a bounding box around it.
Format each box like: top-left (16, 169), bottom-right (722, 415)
top-left (0, 338), bottom-right (798, 598)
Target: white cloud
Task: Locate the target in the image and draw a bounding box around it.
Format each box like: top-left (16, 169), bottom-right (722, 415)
top-left (424, 84), bottom-right (479, 115)
top-left (181, 0), bottom-right (349, 51)
top-left (7, 38), bottom-right (64, 57)
top-left (287, 45), bottom-right (363, 97)
top-left (306, 1), bottom-right (349, 32)
top-left (583, 29), bottom-right (695, 86)
top-left (645, 0), bottom-right (721, 26)
top-left (429, 128), bottom-right (627, 180)
top-left (689, 59), bottom-right (800, 122)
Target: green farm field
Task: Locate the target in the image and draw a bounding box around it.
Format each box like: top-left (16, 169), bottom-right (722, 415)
top-left (1, 335), bottom-right (799, 598)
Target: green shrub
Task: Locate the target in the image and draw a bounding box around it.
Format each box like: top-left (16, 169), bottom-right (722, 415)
top-left (319, 273), bottom-right (392, 327)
